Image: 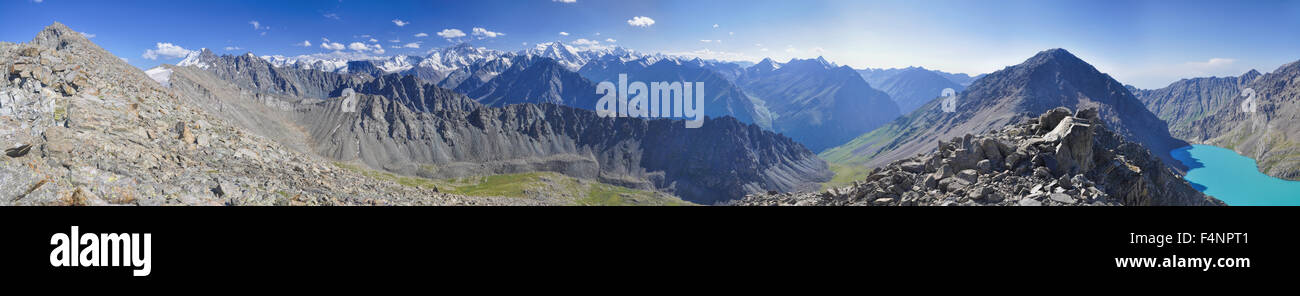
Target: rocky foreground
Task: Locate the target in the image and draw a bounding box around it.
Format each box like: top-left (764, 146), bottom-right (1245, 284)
top-left (737, 107), bottom-right (1225, 206)
top-left (0, 23), bottom-right (540, 205)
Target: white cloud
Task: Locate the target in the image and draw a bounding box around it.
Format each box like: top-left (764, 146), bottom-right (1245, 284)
top-left (249, 21), bottom-right (260, 30)
top-left (80, 32), bottom-right (96, 39)
top-left (700, 40), bottom-right (715, 43)
top-left (369, 38), bottom-right (378, 43)
top-left (321, 42), bottom-right (346, 51)
top-left (323, 13), bottom-right (340, 20)
top-left (436, 29), bottom-right (464, 38)
top-left (713, 24), bottom-right (719, 28)
top-left (472, 27), bottom-right (504, 38)
top-left (415, 32), bottom-right (429, 38)
top-left (605, 38), bottom-right (617, 43)
top-left (559, 32), bottom-right (570, 36)
top-left (142, 42), bottom-right (196, 60)
top-left (812, 47), bottom-right (826, 53)
top-left (347, 42), bottom-right (386, 54)
top-left (120, 57), bottom-right (128, 63)
top-left (627, 16), bottom-right (655, 27)
top-left (390, 39), bottom-right (401, 43)
top-left (348, 42), bottom-right (369, 51)
top-left (553, 0), bottom-right (576, 3)
top-left (1188, 57), bottom-right (1237, 68)
top-left (392, 19), bottom-right (410, 27)
top-left (224, 46), bottom-right (242, 51)
top-left (296, 40), bottom-right (312, 47)
top-left (573, 38), bottom-right (600, 46)
top-left (403, 42), bottom-right (421, 49)
top-left (729, 32), bottom-right (734, 36)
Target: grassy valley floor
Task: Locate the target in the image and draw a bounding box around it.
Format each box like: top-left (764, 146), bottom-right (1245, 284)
top-left (333, 163), bottom-right (694, 206)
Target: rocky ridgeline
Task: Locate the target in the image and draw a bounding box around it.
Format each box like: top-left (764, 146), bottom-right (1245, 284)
top-left (0, 23), bottom-right (536, 205)
top-left (738, 107), bottom-right (1223, 206)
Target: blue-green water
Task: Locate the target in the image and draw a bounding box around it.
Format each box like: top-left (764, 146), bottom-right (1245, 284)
top-left (1171, 145), bottom-right (1300, 206)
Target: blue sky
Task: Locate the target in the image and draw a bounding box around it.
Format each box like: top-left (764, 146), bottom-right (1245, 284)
top-left (3, 0), bottom-right (1299, 88)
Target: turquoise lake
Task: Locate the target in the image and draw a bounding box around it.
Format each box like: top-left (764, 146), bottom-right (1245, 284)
top-left (1171, 145), bottom-right (1300, 206)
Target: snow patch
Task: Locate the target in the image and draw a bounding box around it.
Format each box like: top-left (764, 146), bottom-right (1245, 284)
top-left (145, 67), bottom-right (173, 87)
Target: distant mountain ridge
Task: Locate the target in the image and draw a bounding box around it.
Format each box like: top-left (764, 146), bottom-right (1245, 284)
top-left (735, 57), bottom-right (901, 152)
top-left (873, 67), bottom-right (966, 114)
top-left (858, 66), bottom-right (982, 87)
top-left (1135, 61), bottom-right (1300, 180)
top-left (1131, 70), bottom-right (1261, 142)
top-left (579, 54), bottom-right (769, 128)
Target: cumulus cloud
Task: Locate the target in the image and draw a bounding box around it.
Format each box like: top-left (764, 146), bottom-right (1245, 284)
top-left (472, 27), bottom-right (504, 38)
top-left (403, 42), bottom-right (421, 49)
top-left (559, 32), bottom-right (570, 36)
top-left (605, 38), bottom-right (617, 43)
top-left (224, 46), bottom-right (242, 51)
top-left (347, 42), bottom-right (385, 54)
top-left (321, 41), bottom-right (346, 51)
top-left (415, 32), bottom-right (429, 38)
top-left (436, 29), bottom-right (464, 38)
top-left (392, 19), bottom-right (410, 27)
top-left (369, 38), bottom-right (379, 43)
top-left (713, 24), bottom-right (719, 28)
top-left (249, 21), bottom-right (260, 30)
top-left (573, 38), bottom-right (599, 46)
top-left (348, 42), bottom-right (369, 51)
top-left (142, 43), bottom-right (196, 60)
top-left (296, 40), bottom-right (312, 47)
top-left (627, 16), bottom-right (655, 27)
top-left (553, 0), bottom-right (576, 3)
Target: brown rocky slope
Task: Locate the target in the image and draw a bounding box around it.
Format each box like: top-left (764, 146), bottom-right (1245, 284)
top-left (737, 108), bottom-right (1223, 206)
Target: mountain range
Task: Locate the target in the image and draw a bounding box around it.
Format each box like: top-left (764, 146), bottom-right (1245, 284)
top-left (7, 22), bottom-right (1268, 207)
top-left (734, 57), bottom-right (900, 152)
top-left (152, 28), bottom-right (833, 204)
top-left (579, 54), bottom-right (769, 128)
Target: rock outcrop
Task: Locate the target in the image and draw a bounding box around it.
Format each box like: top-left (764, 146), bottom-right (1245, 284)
top-left (737, 108), bottom-right (1223, 206)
